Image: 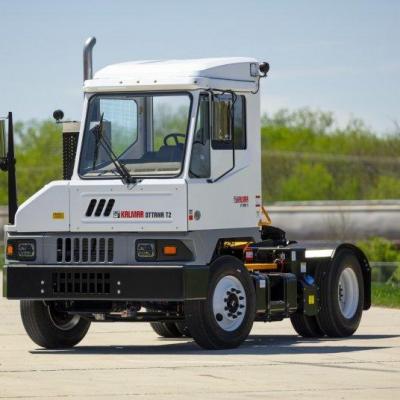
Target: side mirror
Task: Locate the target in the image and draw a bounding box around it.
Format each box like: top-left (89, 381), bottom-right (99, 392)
top-left (0, 119), bottom-right (7, 163)
top-left (53, 109), bottom-right (64, 122)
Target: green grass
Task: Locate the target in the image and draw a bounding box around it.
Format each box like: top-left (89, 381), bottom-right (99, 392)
top-left (372, 283), bottom-right (400, 308)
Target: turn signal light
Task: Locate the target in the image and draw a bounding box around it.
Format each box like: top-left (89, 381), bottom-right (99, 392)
top-left (163, 245), bottom-right (177, 256)
top-left (6, 244), bottom-right (14, 257)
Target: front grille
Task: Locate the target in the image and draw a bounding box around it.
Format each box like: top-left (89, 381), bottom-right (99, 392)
top-left (56, 237), bottom-right (114, 264)
top-left (52, 272), bottom-right (111, 295)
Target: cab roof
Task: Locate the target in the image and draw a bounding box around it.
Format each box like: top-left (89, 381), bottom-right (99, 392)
top-left (84, 57), bottom-right (260, 93)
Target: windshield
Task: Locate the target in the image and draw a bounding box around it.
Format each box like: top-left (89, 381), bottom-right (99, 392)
top-left (79, 93), bottom-right (191, 179)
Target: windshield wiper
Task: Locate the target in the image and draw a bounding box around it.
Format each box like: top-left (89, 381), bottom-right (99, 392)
top-left (91, 113), bottom-right (137, 184)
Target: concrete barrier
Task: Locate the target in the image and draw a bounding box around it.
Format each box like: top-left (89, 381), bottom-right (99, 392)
top-left (267, 200), bottom-right (400, 242)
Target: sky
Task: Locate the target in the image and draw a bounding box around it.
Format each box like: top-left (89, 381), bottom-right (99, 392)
top-left (0, 0), bottom-right (399, 133)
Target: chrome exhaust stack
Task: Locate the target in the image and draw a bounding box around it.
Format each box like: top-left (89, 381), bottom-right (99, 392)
top-left (83, 36), bottom-right (96, 81)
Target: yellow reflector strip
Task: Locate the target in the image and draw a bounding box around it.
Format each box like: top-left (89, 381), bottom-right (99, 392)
top-left (245, 262), bottom-right (278, 271)
top-left (163, 246), bottom-right (177, 256)
top-left (224, 241), bottom-right (250, 249)
top-left (308, 295), bottom-right (315, 305)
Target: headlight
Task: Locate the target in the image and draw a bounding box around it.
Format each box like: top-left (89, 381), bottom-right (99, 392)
top-left (6, 239), bottom-right (36, 261)
top-left (136, 241), bottom-right (156, 261)
top-left (135, 239), bottom-right (193, 262)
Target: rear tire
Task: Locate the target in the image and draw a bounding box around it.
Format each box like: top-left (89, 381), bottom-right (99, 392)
top-left (185, 256), bottom-right (256, 350)
top-left (317, 249), bottom-right (364, 337)
top-left (290, 314), bottom-right (325, 337)
top-left (175, 322), bottom-right (191, 337)
top-left (149, 321), bottom-right (182, 338)
top-left (20, 300), bottom-right (90, 349)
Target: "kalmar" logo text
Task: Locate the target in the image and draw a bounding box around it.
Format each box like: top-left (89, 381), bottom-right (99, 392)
top-left (114, 210), bottom-right (144, 219)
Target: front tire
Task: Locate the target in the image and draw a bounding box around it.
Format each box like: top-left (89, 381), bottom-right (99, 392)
top-left (317, 249), bottom-right (364, 337)
top-left (20, 301), bottom-right (91, 349)
top-left (185, 256), bottom-right (256, 350)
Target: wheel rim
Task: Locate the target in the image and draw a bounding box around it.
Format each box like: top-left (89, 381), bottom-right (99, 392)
top-left (338, 267), bottom-right (359, 319)
top-left (212, 275), bottom-right (246, 332)
top-left (48, 307), bottom-right (80, 331)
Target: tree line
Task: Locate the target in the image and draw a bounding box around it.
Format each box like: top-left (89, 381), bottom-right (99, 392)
top-left (1, 108), bottom-right (400, 205)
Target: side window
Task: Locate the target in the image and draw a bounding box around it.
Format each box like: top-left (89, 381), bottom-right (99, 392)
top-left (211, 94), bottom-right (246, 150)
top-left (233, 96), bottom-right (246, 149)
top-left (189, 95), bottom-right (211, 178)
top-left (152, 95), bottom-right (190, 151)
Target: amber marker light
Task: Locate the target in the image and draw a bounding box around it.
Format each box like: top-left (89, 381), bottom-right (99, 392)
top-left (163, 245), bottom-right (177, 256)
top-left (6, 244), bottom-right (14, 257)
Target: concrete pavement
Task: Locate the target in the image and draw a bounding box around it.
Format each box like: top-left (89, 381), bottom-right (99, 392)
top-left (0, 273), bottom-right (399, 399)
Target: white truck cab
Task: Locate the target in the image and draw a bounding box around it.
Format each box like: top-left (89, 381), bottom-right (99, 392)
top-left (1, 37), bottom-right (371, 350)
top-left (15, 56), bottom-right (263, 235)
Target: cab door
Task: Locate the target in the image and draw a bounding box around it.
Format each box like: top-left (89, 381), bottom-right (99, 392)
top-left (187, 92), bottom-right (258, 231)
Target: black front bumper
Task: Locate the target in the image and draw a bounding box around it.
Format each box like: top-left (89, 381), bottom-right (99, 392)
top-left (3, 264), bottom-right (209, 301)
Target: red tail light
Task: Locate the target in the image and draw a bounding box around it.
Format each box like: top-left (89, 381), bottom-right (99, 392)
top-left (244, 247), bottom-right (254, 263)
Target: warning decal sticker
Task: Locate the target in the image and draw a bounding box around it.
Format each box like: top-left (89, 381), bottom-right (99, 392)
top-left (233, 195), bottom-right (249, 208)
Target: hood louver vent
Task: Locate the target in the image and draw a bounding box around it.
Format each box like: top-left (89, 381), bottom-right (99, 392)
top-left (85, 198), bottom-right (115, 217)
top-left (94, 199), bottom-right (106, 216)
top-left (86, 199), bottom-right (97, 217)
top-left (103, 199), bottom-right (115, 217)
